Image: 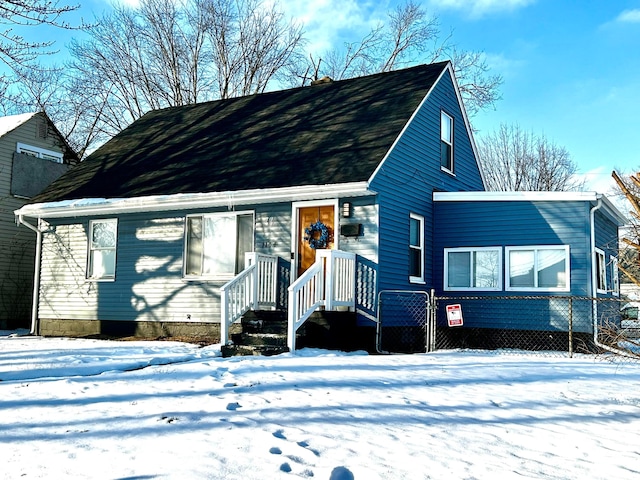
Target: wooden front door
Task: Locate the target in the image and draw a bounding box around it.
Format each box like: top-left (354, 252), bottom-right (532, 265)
top-left (297, 205), bottom-right (335, 276)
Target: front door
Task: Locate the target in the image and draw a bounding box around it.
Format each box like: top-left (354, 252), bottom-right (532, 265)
top-left (297, 205), bottom-right (335, 277)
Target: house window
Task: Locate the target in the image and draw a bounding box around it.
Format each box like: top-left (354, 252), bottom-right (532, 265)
top-left (611, 256), bottom-right (619, 296)
top-left (88, 219), bottom-right (118, 280)
top-left (17, 142), bottom-right (63, 163)
top-left (595, 248), bottom-right (607, 293)
top-left (445, 247), bottom-right (502, 291)
top-left (506, 245), bottom-right (570, 291)
top-left (184, 212), bottom-right (254, 279)
top-left (440, 111), bottom-right (453, 172)
top-left (409, 213), bottom-right (424, 283)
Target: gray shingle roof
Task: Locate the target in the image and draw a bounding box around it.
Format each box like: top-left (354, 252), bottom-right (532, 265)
top-left (33, 62), bottom-right (448, 203)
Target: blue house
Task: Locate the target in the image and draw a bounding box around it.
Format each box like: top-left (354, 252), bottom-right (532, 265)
top-left (14, 62), bottom-right (625, 353)
top-left (432, 192), bottom-right (625, 349)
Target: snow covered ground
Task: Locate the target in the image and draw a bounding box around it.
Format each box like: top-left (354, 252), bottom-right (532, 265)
top-left (1, 331), bottom-right (640, 480)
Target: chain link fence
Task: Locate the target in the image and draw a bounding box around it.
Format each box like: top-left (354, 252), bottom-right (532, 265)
top-left (376, 290), bottom-right (431, 354)
top-left (376, 291), bottom-right (639, 360)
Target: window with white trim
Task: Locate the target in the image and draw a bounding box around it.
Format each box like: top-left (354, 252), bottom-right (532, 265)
top-left (184, 212), bottom-right (254, 279)
top-left (444, 247), bottom-right (502, 291)
top-left (17, 142), bottom-right (63, 163)
top-left (409, 213), bottom-right (425, 283)
top-left (595, 248), bottom-right (606, 293)
top-left (88, 219), bottom-right (118, 280)
top-left (440, 111), bottom-right (453, 172)
top-left (506, 245), bottom-right (570, 291)
top-left (611, 256), bottom-right (619, 296)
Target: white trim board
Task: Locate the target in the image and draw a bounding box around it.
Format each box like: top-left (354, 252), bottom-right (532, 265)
top-left (16, 182), bottom-right (375, 219)
top-left (433, 191), bottom-right (627, 225)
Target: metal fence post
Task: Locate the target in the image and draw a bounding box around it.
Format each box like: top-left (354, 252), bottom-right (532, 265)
top-left (568, 297), bottom-right (573, 358)
top-left (427, 289), bottom-right (436, 352)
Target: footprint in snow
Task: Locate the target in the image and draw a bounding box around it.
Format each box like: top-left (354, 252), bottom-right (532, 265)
top-left (330, 466), bottom-right (354, 480)
top-left (279, 462), bottom-right (292, 473)
top-left (297, 441), bottom-right (320, 457)
top-left (226, 402), bottom-right (241, 411)
top-left (272, 429), bottom-right (286, 440)
top-left (269, 447), bottom-right (282, 455)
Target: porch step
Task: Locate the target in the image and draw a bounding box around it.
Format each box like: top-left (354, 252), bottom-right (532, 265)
top-left (231, 332), bottom-right (288, 346)
top-left (240, 311), bottom-right (289, 334)
top-left (222, 310), bottom-right (359, 357)
top-left (222, 311), bottom-right (292, 358)
top-left (221, 344), bottom-right (289, 357)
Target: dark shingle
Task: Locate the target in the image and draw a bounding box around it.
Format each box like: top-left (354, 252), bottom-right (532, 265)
top-left (33, 62), bottom-right (448, 202)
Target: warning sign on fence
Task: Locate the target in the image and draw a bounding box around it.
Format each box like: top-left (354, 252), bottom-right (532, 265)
top-left (446, 304), bottom-right (463, 327)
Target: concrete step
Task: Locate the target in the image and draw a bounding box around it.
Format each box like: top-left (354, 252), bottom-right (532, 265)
top-left (241, 311), bottom-right (288, 334)
top-left (221, 344), bottom-right (289, 357)
top-left (231, 332), bottom-right (288, 346)
top-left (222, 309), bottom-right (359, 357)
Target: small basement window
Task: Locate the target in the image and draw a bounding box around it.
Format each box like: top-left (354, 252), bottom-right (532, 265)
top-left (17, 142), bottom-right (63, 163)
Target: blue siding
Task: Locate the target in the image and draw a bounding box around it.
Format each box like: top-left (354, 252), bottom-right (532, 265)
top-left (595, 210), bottom-right (620, 298)
top-left (38, 197), bottom-right (380, 325)
top-left (433, 200), bottom-right (592, 296)
top-left (40, 203), bottom-right (297, 324)
top-left (369, 68), bottom-right (484, 293)
top-left (432, 199), bottom-right (601, 332)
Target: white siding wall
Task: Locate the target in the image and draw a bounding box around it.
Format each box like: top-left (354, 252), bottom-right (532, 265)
top-left (0, 114), bottom-right (68, 325)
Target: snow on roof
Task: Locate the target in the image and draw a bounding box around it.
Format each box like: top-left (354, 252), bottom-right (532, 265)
top-left (0, 112), bottom-right (37, 138)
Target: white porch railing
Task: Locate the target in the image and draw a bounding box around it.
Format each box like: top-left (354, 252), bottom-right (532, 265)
top-left (220, 253), bottom-right (279, 346)
top-left (288, 250), bottom-right (356, 352)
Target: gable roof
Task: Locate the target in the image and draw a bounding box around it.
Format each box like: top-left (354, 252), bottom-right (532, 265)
top-left (32, 62), bottom-right (450, 204)
top-left (0, 112), bottom-right (79, 164)
top-left (0, 112), bottom-right (38, 138)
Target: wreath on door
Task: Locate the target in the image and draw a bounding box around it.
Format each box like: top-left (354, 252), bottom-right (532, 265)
top-left (304, 221), bottom-right (330, 249)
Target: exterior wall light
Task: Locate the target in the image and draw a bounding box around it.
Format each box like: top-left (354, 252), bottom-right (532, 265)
top-left (342, 202), bottom-right (352, 218)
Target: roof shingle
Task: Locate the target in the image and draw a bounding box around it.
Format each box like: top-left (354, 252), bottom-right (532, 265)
top-left (33, 62), bottom-right (448, 203)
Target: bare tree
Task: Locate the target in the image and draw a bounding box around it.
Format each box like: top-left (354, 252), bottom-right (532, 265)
top-left (0, 0), bottom-right (80, 106)
top-left (58, 0), bottom-right (304, 154)
top-left (288, 1), bottom-right (502, 116)
top-left (613, 170), bottom-right (640, 289)
top-left (477, 123), bottom-right (586, 192)
top-left (448, 48), bottom-right (503, 117)
top-left (0, 0), bottom-right (79, 69)
top-left (203, 0), bottom-right (305, 99)
top-left (37, 0), bottom-right (500, 157)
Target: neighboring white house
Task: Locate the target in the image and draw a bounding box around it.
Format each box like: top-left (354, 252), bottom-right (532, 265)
top-left (621, 283), bottom-right (640, 300)
top-left (0, 112), bottom-right (77, 328)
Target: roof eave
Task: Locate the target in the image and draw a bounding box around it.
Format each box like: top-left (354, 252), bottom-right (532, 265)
top-left (433, 191), bottom-right (628, 226)
top-left (15, 182), bottom-right (375, 219)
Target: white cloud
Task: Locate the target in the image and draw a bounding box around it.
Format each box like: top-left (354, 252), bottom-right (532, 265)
top-left (429, 0), bottom-right (536, 17)
top-left (483, 52), bottom-right (527, 79)
top-left (575, 166), bottom-right (620, 199)
top-left (616, 9), bottom-right (640, 23)
top-left (281, 0), bottom-right (387, 55)
top-left (107, 0), bottom-right (141, 8)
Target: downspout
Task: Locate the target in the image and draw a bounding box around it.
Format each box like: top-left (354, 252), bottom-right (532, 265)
top-left (17, 215), bottom-right (42, 335)
top-left (589, 198), bottom-right (618, 354)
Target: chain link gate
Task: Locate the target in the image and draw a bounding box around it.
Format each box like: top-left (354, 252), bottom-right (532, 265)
top-left (376, 290), bottom-right (435, 354)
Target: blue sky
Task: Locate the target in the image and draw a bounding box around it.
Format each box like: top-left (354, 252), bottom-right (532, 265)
top-left (25, 0), bottom-right (640, 197)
